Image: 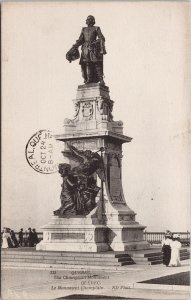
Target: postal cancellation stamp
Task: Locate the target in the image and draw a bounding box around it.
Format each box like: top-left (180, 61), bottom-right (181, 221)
top-left (25, 130), bottom-right (59, 174)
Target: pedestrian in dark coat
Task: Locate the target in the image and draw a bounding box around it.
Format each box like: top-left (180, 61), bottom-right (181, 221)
top-left (7, 228), bottom-right (14, 248)
top-left (10, 230), bottom-right (18, 248)
top-left (162, 230), bottom-right (172, 266)
top-left (18, 228), bottom-right (24, 247)
top-left (28, 228), bottom-right (34, 247)
top-left (32, 229), bottom-right (39, 245)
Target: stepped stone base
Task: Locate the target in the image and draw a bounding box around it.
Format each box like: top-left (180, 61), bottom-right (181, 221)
top-left (128, 248), bottom-right (190, 265)
top-left (1, 248), bottom-right (135, 267)
top-left (2, 248), bottom-right (190, 268)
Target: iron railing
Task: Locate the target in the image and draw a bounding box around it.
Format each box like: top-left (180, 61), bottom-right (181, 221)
top-left (143, 231), bottom-right (190, 246)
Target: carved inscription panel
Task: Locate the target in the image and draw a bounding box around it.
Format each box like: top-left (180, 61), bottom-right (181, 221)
top-left (51, 233), bottom-right (85, 240)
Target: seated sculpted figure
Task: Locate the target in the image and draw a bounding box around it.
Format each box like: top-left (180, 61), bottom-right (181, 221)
top-left (54, 146), bottom-right (105, 217)
top-left (53, 164), bottom-right (77, 217)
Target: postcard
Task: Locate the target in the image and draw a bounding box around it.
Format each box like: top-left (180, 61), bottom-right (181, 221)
top-left (1, 1), bottom-right (190, 300)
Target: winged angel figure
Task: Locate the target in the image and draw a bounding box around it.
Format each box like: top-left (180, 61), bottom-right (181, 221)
top-left (53, 145), bottom-right (105, 217)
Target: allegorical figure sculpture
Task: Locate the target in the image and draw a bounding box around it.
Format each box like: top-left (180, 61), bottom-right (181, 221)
top-left (54, 145), bottom-right (105, 217)
top-left (66, 15), bottom-right (106, 85)
top-left (54, 164), bottom-right (77, 216)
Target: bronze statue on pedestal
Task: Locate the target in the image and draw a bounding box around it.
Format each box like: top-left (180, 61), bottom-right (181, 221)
top-left (66, 15), bottom-right (106, 85)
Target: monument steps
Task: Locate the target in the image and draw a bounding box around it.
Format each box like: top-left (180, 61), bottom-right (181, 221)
top-left (180, 254), bottom-right (190, 260)
top-left (1, 261), bottom-right (137, 271)
top-left (129, 248), bottom-right (190, 265)
top-left (1, 255), bottom-right (134, 265)
top-left (1, 257), bottom-right (134, 266)
top-left (1, 249), bottom-right (135, 267)
top-left (180, 249), bottom-right (190, 260)
top-left (131, 257), bottom-right (162, 265)
top-left (180, 248), bottom-right (190, 254)
top-left (1, 251), bottom-right (132, 259)
top-left (131, 255), bottom-right (163, 262)
top-left (1, 249), bottom-right (134, 258)
top-left (131, 252), bottom-right (162, 258)
top-left (1, 254), bottom-right (132, 263)
top-left (133, 260), bottom-right (163, 265)
top-left (1, 249), bottom-right (133, 259)
top-left (1, 248), bottom-right (189, 267)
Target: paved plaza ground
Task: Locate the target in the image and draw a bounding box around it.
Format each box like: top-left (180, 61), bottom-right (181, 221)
top-left (1, 258), bottom-right (190, 300)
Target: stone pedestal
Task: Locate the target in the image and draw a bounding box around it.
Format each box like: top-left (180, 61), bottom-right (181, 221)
top-left (37, 83), bottom-right (149, 252)
top-left (36, 215), bottom-right (109, 252)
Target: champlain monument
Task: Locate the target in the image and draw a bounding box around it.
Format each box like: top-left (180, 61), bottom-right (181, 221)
top-left (37, 16), bottom-right (150, 252)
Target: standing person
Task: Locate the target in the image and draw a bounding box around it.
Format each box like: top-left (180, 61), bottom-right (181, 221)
top-left (169, 234), bottom-right (182, 267)
top-left (32, 229), bottom-right (39, 246)
top-left (7, 228), bottom-right (14, 248)
top-left (18, 228), bottom-right (24, 247)
top-left (161, 230), bottom-right (172, 266)
top-left (28, 228), bottom-right (33, 247)
top-left (24, 230), bottom-right (28, 246)
top-left (1, 228), bottom-right (10, 249)
top-left (10, 230), bottom-right (18, 248)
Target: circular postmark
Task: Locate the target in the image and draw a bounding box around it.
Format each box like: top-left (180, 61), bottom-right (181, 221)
top-left (25, 130), bottom-right (59, 174)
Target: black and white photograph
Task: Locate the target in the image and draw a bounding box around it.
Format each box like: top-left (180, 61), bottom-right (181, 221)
top-left (1, 1), bottom-right (190, 299)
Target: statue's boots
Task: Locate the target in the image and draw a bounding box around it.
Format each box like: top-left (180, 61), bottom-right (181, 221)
top-left (95, 63), bottom-right (105, 85)
top-left (85, 63), bottom-right (93, 84)
top-left (81, 64), bottom-right (87, 83)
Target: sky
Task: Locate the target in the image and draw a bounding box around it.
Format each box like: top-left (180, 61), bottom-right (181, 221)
top-left (2, 1), bottom-right (190, 232)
